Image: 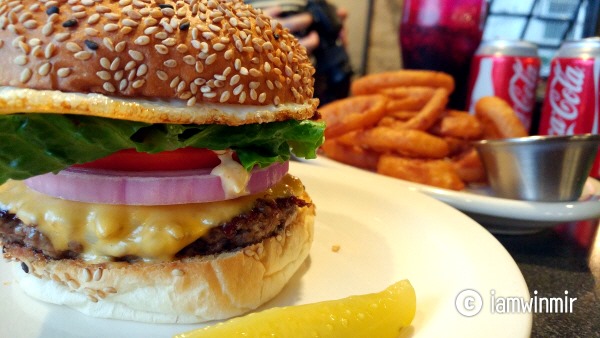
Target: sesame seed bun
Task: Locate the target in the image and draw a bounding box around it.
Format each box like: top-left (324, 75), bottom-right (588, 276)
top-left (0, 0), bottom-right (318, 125)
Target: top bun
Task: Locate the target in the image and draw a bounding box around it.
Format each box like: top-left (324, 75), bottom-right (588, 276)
top-left (0, 0), bottom-right (317, 112)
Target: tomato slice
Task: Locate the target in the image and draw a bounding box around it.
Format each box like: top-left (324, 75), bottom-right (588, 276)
top-left (75, 148), bottom-right (222, 171)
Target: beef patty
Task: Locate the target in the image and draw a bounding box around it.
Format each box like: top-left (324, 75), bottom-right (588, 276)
top-left (0, 196), bottom-right (310, 262)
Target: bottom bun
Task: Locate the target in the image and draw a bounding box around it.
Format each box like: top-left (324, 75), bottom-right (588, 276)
top-left (8, 203), bottom-right (315, 323)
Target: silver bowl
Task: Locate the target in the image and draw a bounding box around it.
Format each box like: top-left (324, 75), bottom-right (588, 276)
top-left (474, 134), bottom-right (600, 202)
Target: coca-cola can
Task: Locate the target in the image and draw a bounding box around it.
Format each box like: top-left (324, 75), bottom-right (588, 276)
top-left (538, 38), bottom-right (600, 178)
top-left (467, 40), bottom-right (541, 131)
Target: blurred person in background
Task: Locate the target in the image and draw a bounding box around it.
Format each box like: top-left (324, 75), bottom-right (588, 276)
top-left (247, 0), bottom-right (353, 105)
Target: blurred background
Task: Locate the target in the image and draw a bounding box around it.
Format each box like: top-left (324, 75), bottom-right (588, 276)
top-left (332, 0), bottom-right (599, 77)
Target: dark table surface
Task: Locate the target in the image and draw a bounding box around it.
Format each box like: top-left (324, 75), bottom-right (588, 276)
top-left (493, 219), bottom-right (600, 337)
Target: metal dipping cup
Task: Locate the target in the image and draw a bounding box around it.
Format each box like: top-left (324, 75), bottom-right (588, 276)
top-left (474, 134), bottom-right (600, 202)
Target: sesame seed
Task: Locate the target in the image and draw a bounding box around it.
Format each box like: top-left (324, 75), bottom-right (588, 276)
top-left (30, 45), bottom-right (42, 57)
top-left (202, 31), bottom-right (216, 40)
top-left (81, 268), bottom-right (92, 283)
top-left (122, 19), bottom-right (139, 27)
top-left (134, 36), bottom-right (150, 46)
top-left (103, 82), bottom-right (116, 92)
top-left (156, 70), bottom-right (168, 81)
top-left (96, 5), bottom-right (110, 13)
top-left (136, 64), bottom-right (148, 76)
top-left (128, 50), bottom-right (144, 62)
top-left (44, 43), bottom-right (56, 58)
top-left (213, 43), bottom-right (226, 51)
top-left (233, 84), bottom-right (243, 95)
top-left (170, 76), bottom-right (180, 88)
top-left (176, 44), bottom-right (188, 53)
top-left (41, 22), bottom-right (53, 36)
top-left (249, 68), bottom-right (262, 77)
top-left (219, 91), bottom-right (231, 103)
top-left (124, 60), bottom-right (136, 71)
top-left (96, 70), bottom-right (111, 80)
top-left (204, 92), bottom-right (216, 98)
top-left (183, 55), bottom-right (195, 65)
top-left (187, 97), bottom-right (197, 106)
top-left (23, 19), bottom-right (37, 29)
top-left (119, 0), bottom-right (132, 6)
top-left (179, 21), bottom-right (190, 30)
top-left (127, 10), bottom-right (141, 20)
top-left (114, 70), bottom-right (124, 81)
top-left (163, 59), bottom-right (177, 67)
top-left (250, 88), bottom-right (257, 100)
top-left (258, 92), bottom-right (267, 103)
top-left (45, 6), bottom-right (59, 15)
top-left (240, 67), bottom-right (248, 76)
top-left (144, 17), bottom-right (158, 26)
top-left (144, 26), bottom-right (159, 35)
top-left (66, 42), bottom-right (82, 53)
top-left (132, 79), bottom-right (145, 88)
top-left (115, 41), bottom-right (127, 53)
top-left (102, 38), bottom-right (114, 51)
top-left (238, 91), bottom-right (246, 103)
top-left (17, 41), bottom-right (30, 54)
top-left (74, 51), bottom-right (93, 60)
top-left (176, 80), bottom-right (186, 92)
top-left (81, 0), bottom-right (94, 6)
top-left (104, 23), bottom-right (119, 32)
top-left (154, 44), bottom-right (168, 54)
top-left (62, 19), bottom-right (77, 27)
top-left (85, 40), bottom-right (99, 50)
top-left (85, 28), bottom-right (100, 36)
top-left (57, 67), bottom-right (71, 78)
top-left (14, 55), bottom-right (27, 65)
top-left (155, 31), bottom-right (168, 40)
top-left (205, 53), bottom-right (217, 65)
top-left (119, 79), bottom-right (128, 91)
top-left (195, 61), bottom-right (204, 73)
top-left (120, 26), bottom-right (133, 35)
top-left (110, 57), bottom-right (121, 71)
top-left (162, 38), bottom-right (176, 46)
top-left (100, 57), bottom-right (110, 69)
top-left (38, 62), bottom-right (51, 76)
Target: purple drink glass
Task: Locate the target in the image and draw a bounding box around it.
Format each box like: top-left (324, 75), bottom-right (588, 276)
top-left (400, 0), bottom-right (487, 109)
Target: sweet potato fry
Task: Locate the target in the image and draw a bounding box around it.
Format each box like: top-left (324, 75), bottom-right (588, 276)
top-left (451, 148), bottom-right (487, 183)
top-left (351, 70), bottom-right (455, 96)
top-left (428, 110), bottom-right (483, 140)
top-left (377, 155), bottom-right (465, 190)
top-left (357, 127), bottom-right (449, 159)
top-left (320, 139), bottom-right (380, 170)
top-left (475, 96), bottom-right (528, 138)
top-left (319, 94), bottom-right (388, 138)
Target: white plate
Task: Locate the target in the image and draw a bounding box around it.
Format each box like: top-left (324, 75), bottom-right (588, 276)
top-left (311, 156), bottom-right (600, 234)
top-left (0, 161), bottom-right (531, 337)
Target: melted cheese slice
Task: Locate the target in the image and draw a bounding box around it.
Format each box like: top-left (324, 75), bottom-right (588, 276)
top-left (0, 175), bottom-right (305, 263)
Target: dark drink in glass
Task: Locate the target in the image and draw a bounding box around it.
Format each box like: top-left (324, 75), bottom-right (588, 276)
top-left (399, 0), bottom-right (486, 109)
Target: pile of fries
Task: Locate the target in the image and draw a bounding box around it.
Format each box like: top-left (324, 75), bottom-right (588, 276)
top-left (319, 70), bottom-right (528, 190)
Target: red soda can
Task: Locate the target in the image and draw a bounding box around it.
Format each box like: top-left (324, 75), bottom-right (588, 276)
top-left (467, 40), bottom-right (541, 131)
top-left (538, 38), bottom-right (600, 178)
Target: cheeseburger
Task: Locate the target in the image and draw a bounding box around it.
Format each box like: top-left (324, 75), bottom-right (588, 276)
top-left (0, 0), bottom-right (324, 323)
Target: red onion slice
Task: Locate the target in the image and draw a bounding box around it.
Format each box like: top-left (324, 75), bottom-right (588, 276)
top-left (24, 162), bottom-right (289, 205)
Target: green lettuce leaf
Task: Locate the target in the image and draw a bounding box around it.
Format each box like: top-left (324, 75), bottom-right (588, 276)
top-left (0, 114), bottom-right (325, 184)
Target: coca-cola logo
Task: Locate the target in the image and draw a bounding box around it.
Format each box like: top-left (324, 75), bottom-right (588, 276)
top-left (548, 62), bottom-right (585, 135)
top-left (509, 59), bottom-right (538, 118)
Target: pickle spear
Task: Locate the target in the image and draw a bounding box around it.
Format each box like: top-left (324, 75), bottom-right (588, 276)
top-left (175, 280), bottom-right (416, 338)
